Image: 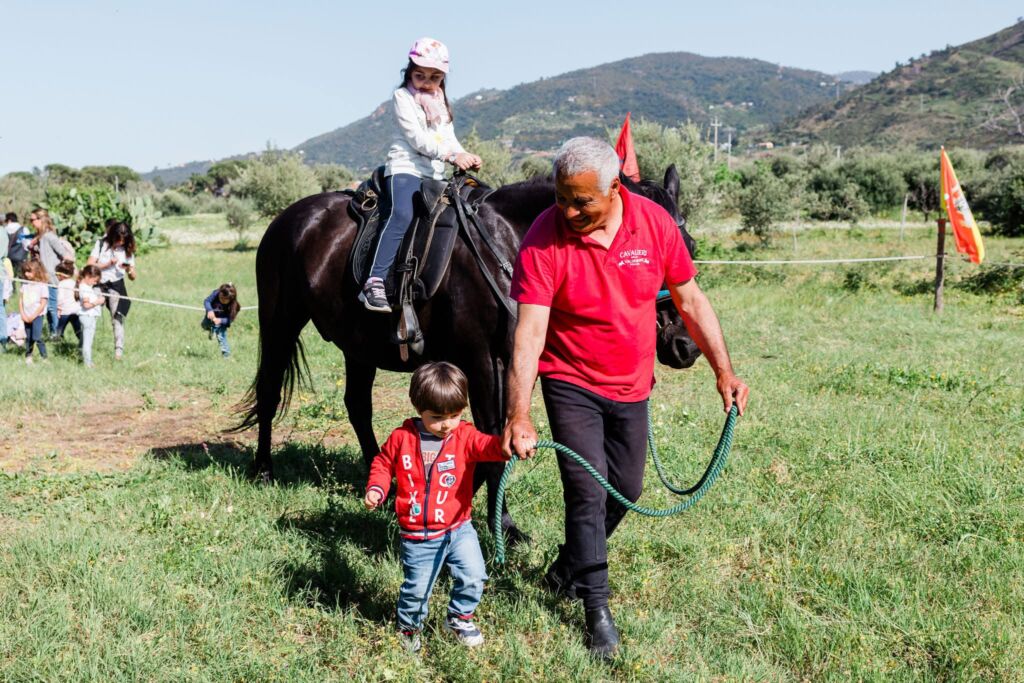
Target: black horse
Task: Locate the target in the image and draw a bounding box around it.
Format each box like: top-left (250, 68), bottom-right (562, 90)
top-left (237, 167), bottom-right (702, 540)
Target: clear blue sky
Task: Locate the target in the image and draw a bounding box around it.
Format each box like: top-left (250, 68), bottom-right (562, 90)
top-left (1, 0), bottom-right (1020, 175)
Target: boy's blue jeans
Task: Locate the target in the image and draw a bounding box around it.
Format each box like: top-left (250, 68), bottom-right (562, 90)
top-left (397, 522), bottom-right (487, 631)
top-left (200, 318), bottom-right (231, 356)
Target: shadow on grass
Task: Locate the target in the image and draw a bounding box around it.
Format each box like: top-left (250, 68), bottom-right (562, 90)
top-left (276, 501), bottom-right (399, 621)
top-left (149, 440), bottom-right (368, 489)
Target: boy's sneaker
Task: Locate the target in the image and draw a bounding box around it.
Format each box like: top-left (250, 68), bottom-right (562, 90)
top-left (359, 277), bottom-right (390, 313)
top-left (398, 628), bottom-right (421, 653)
top-left (444, 615), bottom-right (484, 647)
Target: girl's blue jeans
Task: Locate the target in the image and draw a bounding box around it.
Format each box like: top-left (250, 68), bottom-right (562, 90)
top-left (396, 522), bottom-right (487, 631)
top-left (25, 316), bottom-right (47, 358)
top-left (200, 318), bottom-right (231, 356)
top-left (368, 173), bottom-right (419, 280)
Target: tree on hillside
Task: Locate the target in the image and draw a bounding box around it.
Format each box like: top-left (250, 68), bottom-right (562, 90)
top-left (461, 131), bottom-right (528, 188)
top-left (898, 152), bottom-right (940, 222)
top-left (44, 164), bottom-right (81, 186)
top-left (80, 166), bottom-right (140, 187)
top-left (233, 149), bottom-right (320, 218)
top-left (980, 71), bottom-right (1024, 139)
top-left (207, 160), bottom-right (250, 195)
top-left (0, 172), bottom-right (45, 222)
top-left (519, 156), bottom-right (552, 180)
top-left (738, 162), bottom-right (791, 245)
top-left (313, 163), bottom-right (357, 192)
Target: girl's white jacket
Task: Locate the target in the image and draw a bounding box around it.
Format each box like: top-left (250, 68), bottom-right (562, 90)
top-left (385, 88), bottom-right (465, 180)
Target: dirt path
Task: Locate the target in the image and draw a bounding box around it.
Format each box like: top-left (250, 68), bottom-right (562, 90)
top-left (0, 391), bottom-right (251, 474)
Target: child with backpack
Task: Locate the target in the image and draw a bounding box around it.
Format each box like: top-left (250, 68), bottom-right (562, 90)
top-left (54, 260), bottom-right (82, 342)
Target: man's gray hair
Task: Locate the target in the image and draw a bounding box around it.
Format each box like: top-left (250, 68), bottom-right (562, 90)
top-left (552, 137), bottom-right (621, 193)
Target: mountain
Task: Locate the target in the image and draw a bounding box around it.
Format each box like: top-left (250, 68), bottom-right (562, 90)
top-left (782, 22), bottom-right (1024, 149)
top-left (143, 160), bottom-right (215, 186)
top-left (294, 52), bottom-right (851, 171)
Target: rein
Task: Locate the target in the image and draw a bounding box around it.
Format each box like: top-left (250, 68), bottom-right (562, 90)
top-left (450, 174), bottom-right (517, 318)
top-left (492, 404), bottom-right (739, 564)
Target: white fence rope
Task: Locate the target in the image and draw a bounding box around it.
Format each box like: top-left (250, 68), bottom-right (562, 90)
top-left (693, 255), bottom-right (931, 265)
top-left (8, 277), bottom-right (258, 312)
top-left (5, 254), bottom-right (1016, 314)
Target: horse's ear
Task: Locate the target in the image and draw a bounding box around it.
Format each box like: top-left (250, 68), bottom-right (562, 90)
top-left (663, 165), bottom-right (680, 206)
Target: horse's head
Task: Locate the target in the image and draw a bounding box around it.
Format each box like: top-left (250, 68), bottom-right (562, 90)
top-left (655, 292), bottom-right (701, 369)
top-left (623, 165), bottom-right (696, 256)
top-left (622, 166), bottom-right (702, 370)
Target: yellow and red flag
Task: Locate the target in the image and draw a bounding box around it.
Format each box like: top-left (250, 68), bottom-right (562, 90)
top-left (615, 112), bottom-right (640, 182)
top-left (940, 147), bottom-right (985, 264)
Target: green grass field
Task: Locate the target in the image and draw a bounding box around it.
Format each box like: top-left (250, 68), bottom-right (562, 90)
top-left (1, 223), bottom-right (1022, 681)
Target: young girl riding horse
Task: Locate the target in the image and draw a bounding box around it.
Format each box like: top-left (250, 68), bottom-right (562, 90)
top-left (360, 37), bottom-right (482, 312)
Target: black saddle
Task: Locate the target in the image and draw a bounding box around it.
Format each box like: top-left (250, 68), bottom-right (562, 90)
top-left (345, 170), bottom-right (509, 356)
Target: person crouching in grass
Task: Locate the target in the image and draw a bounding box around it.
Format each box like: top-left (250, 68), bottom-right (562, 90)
top-left (363, 362), bottom-right (520, 652)
top-left (201, 283), bottom-right (240, 358)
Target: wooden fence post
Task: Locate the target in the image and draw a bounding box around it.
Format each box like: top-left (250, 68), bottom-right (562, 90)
top-left (933, 218), bottom-right (947, 313)
top-left (900, 193), bottom-right (909, 242)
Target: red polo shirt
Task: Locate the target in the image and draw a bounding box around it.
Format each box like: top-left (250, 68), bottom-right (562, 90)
top-left (510, 185), bottom-right (697, 402)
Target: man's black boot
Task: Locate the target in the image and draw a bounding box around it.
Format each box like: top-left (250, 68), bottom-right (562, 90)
top-left (543, 544), bottom-right (577, 600)
top-left (584, 606), bottom-right (619, 660)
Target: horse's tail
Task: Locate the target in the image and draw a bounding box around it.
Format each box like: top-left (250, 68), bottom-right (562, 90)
top-left (231, 214), bottom-right (311, 433)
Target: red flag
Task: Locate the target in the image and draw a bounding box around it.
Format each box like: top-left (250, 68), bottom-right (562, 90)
top-left (940, 148), bottom-right (985, 264)
top-left (615, 113), bottom-right (640, 182)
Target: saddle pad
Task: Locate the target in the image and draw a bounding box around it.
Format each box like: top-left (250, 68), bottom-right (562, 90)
top-left (386, 180), bottom-right (459, 302)
top-left (348, 167), bottom-right (386, 286)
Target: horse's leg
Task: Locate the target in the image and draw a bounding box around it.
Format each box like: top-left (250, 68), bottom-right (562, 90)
top-left (344, 355), bottom-right (379, 470)
top-left (249, 309), bottom-right (308, 481)
top-left (467, 354), bottom-right (528, 546)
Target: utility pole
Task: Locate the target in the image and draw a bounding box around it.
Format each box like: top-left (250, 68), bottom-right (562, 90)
top-left (725, 128), bottom-right (734, 169)
top-left (836, 145), bottom-right (842, 161)
top-left (710, 117), bottom-right (721, 163)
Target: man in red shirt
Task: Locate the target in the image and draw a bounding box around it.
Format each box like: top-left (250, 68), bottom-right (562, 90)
top-left (502, 137), bottom-right (749, 660)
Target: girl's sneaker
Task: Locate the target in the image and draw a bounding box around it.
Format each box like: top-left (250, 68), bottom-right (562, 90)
top-left (359, 277), bottom-right (390, 313)
top-left (398, 628), bottom-right (421, 653)
top-left (444, 615), bottom-right (484, 647)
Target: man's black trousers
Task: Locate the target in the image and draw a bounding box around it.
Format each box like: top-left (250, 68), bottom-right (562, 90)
top-left (541, 378), bottom-right (648, 610)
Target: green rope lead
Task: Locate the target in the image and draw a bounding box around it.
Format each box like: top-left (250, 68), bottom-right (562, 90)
top-left (493, 404), bottom-right (739, 564)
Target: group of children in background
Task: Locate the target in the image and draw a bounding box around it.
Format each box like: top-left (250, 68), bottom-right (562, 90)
top-left (14, 259), bottom-right (116, 366)
top-left (4, 257), bottom-right (240, 364)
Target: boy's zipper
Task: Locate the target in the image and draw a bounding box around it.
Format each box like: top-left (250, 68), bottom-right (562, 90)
top-left (421, 431), bottom-right (453, 538)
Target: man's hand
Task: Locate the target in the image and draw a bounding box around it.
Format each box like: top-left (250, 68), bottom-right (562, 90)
top-left (717, 372), bottom-right (749, 416)
top-left (502, 418), bottom-right (538, 459)
top-left (363, 489), bottom-right (383, 510)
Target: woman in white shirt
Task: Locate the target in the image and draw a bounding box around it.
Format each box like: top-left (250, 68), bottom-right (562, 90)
top-left (86, 220), bottom-right (137, 360)
top-left (360, 37), bottom-right (482, 313)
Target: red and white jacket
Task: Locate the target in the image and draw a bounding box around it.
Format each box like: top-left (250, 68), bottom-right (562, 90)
top-left (366, 419), bottom-right (508, 540)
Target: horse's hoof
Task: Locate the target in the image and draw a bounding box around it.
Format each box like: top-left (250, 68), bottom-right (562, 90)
top-left (248, 462), bottom-right (274, 484)
top-left (503, 524), bottom-right (531, 549)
